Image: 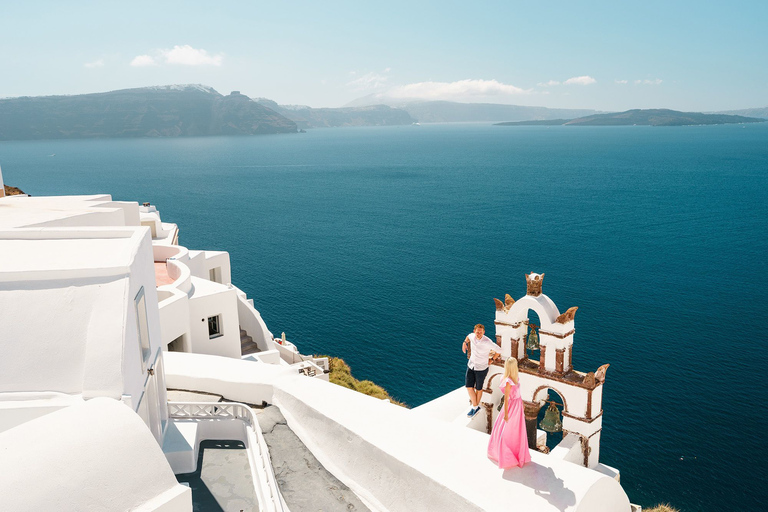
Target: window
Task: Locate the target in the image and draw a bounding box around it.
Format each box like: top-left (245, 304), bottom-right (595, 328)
top-left (208, 315), bottom-right (222, 338)
top-left (135, 287), bottom-right (151, 372)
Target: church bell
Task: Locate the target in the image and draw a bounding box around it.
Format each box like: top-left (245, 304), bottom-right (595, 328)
top-left (539, 402), bottom-right (562, 433)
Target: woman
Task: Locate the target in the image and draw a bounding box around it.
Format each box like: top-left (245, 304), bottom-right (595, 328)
top-left (487, 357), bottom-right (531, 469)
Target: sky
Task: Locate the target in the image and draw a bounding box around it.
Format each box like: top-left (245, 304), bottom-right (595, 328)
top-left (0, 1), bottom-right (766, 111)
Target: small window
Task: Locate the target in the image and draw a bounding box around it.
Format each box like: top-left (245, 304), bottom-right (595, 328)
top-left (209, 266), bottom-right (222, 283)
top-left (135, 287), bottom-right (151, 371)
top-left (208, 315), bottom-right (222, 338)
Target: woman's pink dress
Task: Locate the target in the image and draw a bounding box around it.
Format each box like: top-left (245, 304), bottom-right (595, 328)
top-left (487, 377), bottom-right (531, 469)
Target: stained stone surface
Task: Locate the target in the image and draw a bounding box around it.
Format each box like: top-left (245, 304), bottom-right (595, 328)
top-left (176, 440), bottom-right (257, 512)
top-left (257, 405), bottom-right (371, 512)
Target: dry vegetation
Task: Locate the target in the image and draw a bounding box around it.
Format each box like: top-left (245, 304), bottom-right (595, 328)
top-left (644, 505), bottom-right (679, 512)
top-left (4, 185), bottom-right (25, 195)
top-left (319, 356), bottom-right (408, 407)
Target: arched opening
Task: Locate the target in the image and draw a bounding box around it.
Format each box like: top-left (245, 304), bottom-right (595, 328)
top-left (534, 386), bottom-right (567, 450)
top-left (525, 309), bottom-right (542, 362)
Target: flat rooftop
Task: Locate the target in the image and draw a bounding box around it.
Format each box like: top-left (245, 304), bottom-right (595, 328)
top-left (0, 236), bottom-right (138, 275)
top-left (0, 194), bottom-right (119, 229)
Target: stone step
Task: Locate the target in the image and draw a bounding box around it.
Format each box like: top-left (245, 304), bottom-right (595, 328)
top-left (241, 341), bottom-right (261, 355)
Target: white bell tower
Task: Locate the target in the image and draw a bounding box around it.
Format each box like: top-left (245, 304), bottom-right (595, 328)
top-left (490, 273), bottom-right (610, 468)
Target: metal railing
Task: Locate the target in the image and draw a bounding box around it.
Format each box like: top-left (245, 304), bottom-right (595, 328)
top-left (168, 401), bottom-right (285, 512)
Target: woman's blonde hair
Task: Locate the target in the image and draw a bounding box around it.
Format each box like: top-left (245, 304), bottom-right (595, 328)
top-left (503, 357), bottom-right (519, 384)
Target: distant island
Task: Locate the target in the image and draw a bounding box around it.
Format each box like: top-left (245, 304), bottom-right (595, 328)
top-left (255, 99), bottom-right (415, 129)
top-left (495, 109), bottom-right (766, 127)
top-left (345, 96), bottom-right (600, 123)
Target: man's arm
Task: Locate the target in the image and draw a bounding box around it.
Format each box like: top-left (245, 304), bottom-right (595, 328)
top-left (462, 336), bottom-right (471, 354)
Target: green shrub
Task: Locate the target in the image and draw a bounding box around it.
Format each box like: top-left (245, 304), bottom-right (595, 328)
top-left (317, 355), bottom-right (408, 407)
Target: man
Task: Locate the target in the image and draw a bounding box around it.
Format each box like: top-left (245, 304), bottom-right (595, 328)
top-left (462, 324), bottom-right (499, 417)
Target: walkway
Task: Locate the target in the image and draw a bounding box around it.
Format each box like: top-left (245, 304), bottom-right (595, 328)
top-left (175, 440), bottom-right (257, 512)
top-left (257, 406), bottom-right (370, 512)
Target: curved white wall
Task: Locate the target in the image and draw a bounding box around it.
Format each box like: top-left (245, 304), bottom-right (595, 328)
top-left (0, 398), bottom-right (191, 512)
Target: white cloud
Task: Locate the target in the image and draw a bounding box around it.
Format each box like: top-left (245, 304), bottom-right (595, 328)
top-left (160, 45), bottom-right (223, 66)
top-left (563, 75), bottom-right (597, 85)
top-left (635, 78), bottom-right (663, 85)
top-left (84, 59), bottom-right (104, 68)
top-left (615, 79), bottom-right (628, 84)
top-left (538, 80), bottom-right (561, 87)
top-left (130, 45), bottom-right (223, 68)
top-left (347, 71), bottom-right (389, 91)
top-left (386, 79), bottom-right (531, 100)
top-left (130, 55), bottom-right (157, 67)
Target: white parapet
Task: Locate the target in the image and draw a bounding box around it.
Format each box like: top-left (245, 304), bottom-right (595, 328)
top-left (163, 352), bottom-right (632, 512)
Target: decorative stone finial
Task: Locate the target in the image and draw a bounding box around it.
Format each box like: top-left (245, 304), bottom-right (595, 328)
top-left (494, 294), bottom-right (517, 312)
top-left (526, 273), bottom-right (545, 296)
top-left (595, 364), bottom-right (610, 383)
top-left (555, 306), bottom-right (579, 324)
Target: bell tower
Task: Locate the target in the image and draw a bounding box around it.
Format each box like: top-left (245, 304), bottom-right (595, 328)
top-left (490, 273), bottom-right (610, 469)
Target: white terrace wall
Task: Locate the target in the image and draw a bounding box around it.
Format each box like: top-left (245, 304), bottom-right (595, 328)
top-left (93, 200), bottom-right (141, 227)
top-left (187, 250), bottom-right (231, 285)
top-left (236, 290), bottom-right (276, 352)
top-left (187, 282), bottom-right (241, 359)
top-left (158, 288), bottom-right (191, 348)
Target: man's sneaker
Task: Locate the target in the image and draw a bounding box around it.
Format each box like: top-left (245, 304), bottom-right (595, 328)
top-left (467, 406), bottom-right (480, 418)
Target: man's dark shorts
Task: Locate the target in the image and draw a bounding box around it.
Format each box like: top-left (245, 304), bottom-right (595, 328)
top-left (465, 367), bottom-right (489, 390)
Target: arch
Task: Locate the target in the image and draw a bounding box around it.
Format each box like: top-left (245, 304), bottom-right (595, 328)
top-left (484, 371), bottom-right (503, 393)
top-left (532, 384), bottom-right (569, 414)
top-left (504, 294), bottom-right (561, 331)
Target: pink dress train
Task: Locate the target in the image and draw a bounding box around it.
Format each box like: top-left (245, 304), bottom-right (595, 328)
top-left (487, 377), bottom-right (531, 469)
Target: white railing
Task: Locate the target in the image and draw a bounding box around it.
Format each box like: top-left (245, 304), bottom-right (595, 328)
top-left (168, 402), bottom-right (285, 512)
top-left (168, 402), bottom-right (255, 426)
top-left (274, 337), bottom-right (329, 372)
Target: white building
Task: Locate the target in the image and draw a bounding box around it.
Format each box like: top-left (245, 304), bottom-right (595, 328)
top-left (0, 183), bottom-right (636, 511)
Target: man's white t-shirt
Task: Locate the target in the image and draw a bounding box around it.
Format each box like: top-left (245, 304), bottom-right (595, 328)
top-left (467, 333), bottom-right (495, 371)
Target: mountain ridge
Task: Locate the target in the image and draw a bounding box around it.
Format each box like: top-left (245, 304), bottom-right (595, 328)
top-left (255, 99), bottom-right (415, 129)
top-left (0, 85), bottom-right (297, 140)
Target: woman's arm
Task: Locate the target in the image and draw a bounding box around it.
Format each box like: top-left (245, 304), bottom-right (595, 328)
top-left (504, 383), bottom-right (511, 421)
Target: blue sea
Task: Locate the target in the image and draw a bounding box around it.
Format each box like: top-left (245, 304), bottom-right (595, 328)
top-left (2, 123), bottom-right (766, 510)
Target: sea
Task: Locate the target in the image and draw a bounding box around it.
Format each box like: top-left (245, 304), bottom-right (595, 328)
top-left (1, 123), bottom-right (766, 511)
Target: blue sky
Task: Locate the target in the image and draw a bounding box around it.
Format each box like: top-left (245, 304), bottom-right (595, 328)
top-left (1, 1), bottom-right (765, 110)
